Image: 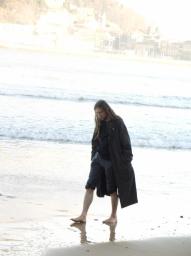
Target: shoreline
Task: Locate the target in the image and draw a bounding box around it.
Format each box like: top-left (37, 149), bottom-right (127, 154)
top-left (1, 137), bottom-right (190, 152)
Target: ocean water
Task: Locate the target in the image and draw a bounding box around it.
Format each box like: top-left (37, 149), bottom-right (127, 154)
top-left (0, 48), bottom-right (191, 149)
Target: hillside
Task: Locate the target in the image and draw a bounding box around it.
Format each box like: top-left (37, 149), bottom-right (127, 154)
top-left (0, 0), bottom-right (147, 33)
top-left (0, 0), bottom-right (46, 24)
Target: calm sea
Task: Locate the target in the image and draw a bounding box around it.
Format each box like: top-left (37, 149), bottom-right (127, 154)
top-left (0, 48), bottom-right (191, 149)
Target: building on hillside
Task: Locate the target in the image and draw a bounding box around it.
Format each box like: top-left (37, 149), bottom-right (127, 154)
top-left (134, 40), bottom-right (160, 57)
top-left (179, 41), bottom-right (191, 60)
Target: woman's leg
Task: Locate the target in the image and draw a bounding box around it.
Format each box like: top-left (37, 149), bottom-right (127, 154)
top-left (103, 192), bottom-right (118, 224)
top-left (71, 156), bottom-right (102, 223)
top-left (71, 188), bottom-right (94, 223)
top-left (103, 161), bottom-right (118, 224)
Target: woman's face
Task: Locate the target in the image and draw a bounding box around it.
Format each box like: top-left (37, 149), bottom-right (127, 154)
top-left (95, 107), bottom-right (107, 121)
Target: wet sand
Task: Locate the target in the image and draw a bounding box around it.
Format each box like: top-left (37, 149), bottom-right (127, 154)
top-left (0, 139), bottom-right (191, 256)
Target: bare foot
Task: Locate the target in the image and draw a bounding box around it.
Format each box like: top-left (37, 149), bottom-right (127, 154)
top-left (70, 222), bottom-right (86, 229)
top-left (102, 217), bottom-right (117, 224)
top-left (70, 215), bottom-right (86, 223)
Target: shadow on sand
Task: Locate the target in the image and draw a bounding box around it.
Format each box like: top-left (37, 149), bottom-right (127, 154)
top-left (44, 234), bottom-right (191, 256)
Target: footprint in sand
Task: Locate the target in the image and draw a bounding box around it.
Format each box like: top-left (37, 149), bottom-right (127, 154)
top-left (0, 193), bottom-right (16, 199)
top-left (57, 209), bottom-right (69, 212)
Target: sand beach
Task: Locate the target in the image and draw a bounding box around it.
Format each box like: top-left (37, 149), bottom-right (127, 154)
top-left (45, 237), bottom-right (191, 256)
top-left (0, 139), bottom-right (191, 256)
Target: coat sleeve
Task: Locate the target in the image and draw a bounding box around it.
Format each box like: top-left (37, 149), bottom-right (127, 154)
top-left (91, 133), bottom-right (98, 160)
top-left (118, 119), bottom-right (133, 162)
top-left (91, 142), bottom-right (96, 160)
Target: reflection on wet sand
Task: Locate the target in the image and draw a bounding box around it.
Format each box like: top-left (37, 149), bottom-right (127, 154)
top-left (107, 223), bottom-right (117, 242)
top-left (70, 222), bottom-right (117, 243)
top-left (70, 223), bottom-right (88, 244)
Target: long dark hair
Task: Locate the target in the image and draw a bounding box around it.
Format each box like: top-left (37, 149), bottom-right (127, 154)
top-left (93, 100), bottom-right (119, 139)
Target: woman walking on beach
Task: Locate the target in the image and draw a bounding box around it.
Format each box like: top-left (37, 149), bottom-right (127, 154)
top-left (71, 100), bottom-right (138, 224)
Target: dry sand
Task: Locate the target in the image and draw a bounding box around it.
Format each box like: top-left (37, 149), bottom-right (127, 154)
top-left (44, 236), bottom-right (191, 256)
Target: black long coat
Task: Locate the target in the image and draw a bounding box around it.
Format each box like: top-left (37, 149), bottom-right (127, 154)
top-left (91, 117), bottom-right (138, 208)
